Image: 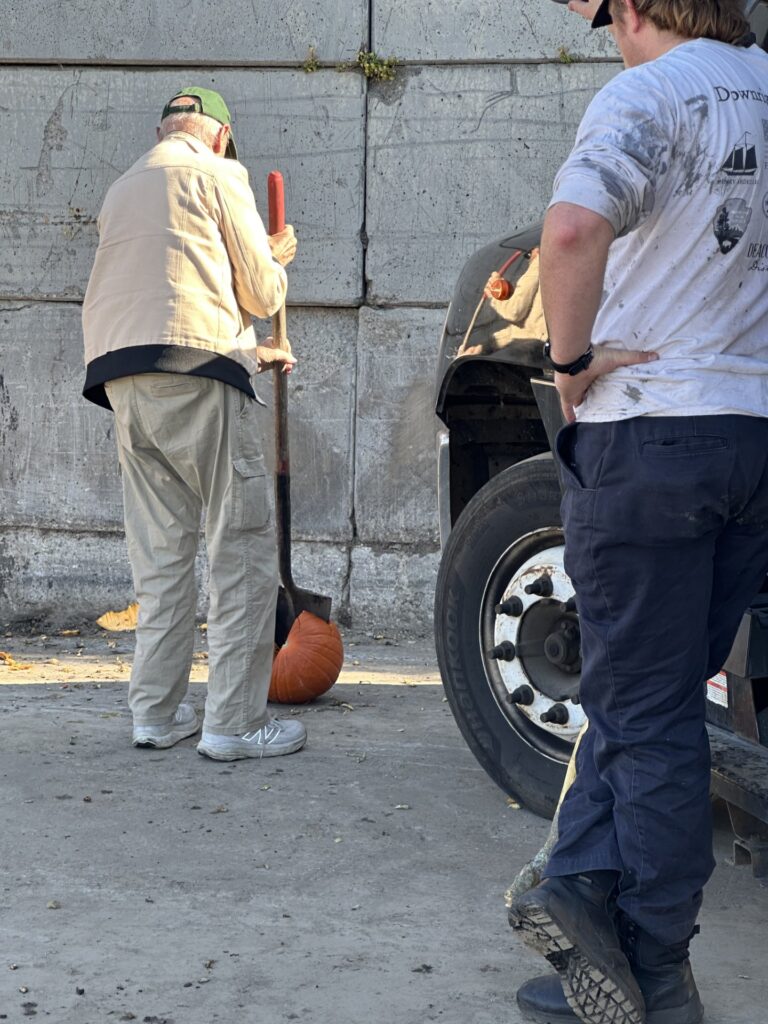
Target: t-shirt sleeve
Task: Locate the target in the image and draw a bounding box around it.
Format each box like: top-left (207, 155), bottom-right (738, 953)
top-left (549, 68), bottom-right (675, 237)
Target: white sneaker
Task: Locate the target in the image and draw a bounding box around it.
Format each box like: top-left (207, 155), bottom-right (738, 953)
top-left (196, 718), bottom-right (307, 760)
top-left (132, 702), bottom-right (200, 749)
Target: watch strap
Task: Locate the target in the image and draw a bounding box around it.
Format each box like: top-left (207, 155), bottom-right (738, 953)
top-left (543, 342), bottom-right (594, 376)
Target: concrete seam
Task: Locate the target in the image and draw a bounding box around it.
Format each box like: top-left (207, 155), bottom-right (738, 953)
top-left (0, 524), bottom-right (360, 544)
top-left (0, 297), bottom-right (450, 309)
top-left (0, 58), bottom-right (623, 69)
top-left (341, 307), bottom-right (360, 623)
top-left (338, 0), bottom-right (373, 627)
top-left (361, 0), bottom-right (372, 303)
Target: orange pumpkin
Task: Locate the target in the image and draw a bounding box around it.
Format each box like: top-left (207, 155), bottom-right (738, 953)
top-left (269, 611), bottom-right (344, 703)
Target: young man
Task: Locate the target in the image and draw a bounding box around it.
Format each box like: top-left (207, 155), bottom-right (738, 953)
top-left (82, 88), bottom-right (307, 761)
top-left (510, 2), bottom-right (768, 1022)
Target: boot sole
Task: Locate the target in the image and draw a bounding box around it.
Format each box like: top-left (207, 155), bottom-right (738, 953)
top-left (511, 902), bottom-right (645, 1024)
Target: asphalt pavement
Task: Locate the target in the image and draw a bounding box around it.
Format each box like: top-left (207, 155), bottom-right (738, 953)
top-left (1, 628), bottom-right (766, 1024)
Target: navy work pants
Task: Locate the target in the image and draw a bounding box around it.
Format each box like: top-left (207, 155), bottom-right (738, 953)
top-left (546, 415), bottom-right (768, 945)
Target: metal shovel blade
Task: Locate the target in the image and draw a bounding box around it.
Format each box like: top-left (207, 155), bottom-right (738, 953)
top-left (275, 586), bottom-right (332, 648)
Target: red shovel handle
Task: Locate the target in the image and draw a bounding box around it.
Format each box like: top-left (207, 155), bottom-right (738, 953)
top-left (267, 170), bottom-right (292, 594)
top-left (268, 171), bottom-right (285, 235)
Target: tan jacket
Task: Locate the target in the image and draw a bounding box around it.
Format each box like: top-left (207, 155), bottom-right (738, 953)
top-left (487, 252), bottom-right (546, 341)
top-left (458, 252), bottom-right (547, 358)
top-left (82, 132), bottom-right (286, 408)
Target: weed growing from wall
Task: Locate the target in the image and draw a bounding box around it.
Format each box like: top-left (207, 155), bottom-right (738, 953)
top-left (303, 47), bottom-right (400, 81)
top-left (354, 50), bottom-right (398, 82)
top-left (303, 46), bottom-right (320, 73)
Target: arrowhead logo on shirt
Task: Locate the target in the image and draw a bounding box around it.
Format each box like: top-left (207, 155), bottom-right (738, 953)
top-left (713, 198), bottom-right (752, 254)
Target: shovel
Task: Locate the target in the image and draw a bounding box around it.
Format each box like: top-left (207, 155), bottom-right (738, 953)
top-left (267, 171), bottom-right (333, 646)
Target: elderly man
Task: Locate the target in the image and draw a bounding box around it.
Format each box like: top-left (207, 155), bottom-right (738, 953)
top-left (82, 87), bottom-right (307, 761)
top-left (510, 2), bottom-right (768, 1024)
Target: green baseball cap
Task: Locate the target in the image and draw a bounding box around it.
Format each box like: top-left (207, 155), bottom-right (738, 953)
top-left (161, 86), bottom-right (238, 159)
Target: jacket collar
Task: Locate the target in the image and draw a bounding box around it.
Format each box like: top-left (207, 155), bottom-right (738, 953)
top-left (161, 130), bottom-right (211, 155)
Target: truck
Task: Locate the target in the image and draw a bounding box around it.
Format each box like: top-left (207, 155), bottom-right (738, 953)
top-left (433, 1), bottom-right (768, 878)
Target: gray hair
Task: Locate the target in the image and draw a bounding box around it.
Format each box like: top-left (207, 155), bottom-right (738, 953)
top-left (158, 111), bottom-right (221, 149)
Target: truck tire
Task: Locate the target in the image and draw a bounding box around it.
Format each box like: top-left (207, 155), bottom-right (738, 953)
top-left (435, 455), bottom-right (582, 818)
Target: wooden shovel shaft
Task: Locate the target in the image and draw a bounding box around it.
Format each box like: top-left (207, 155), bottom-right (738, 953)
top-left (267, 172), bottom-right (333, 636)
top-left (268, 171), bottom-right (289, 381)
top-left (268, 172), bottom-right (295, 603)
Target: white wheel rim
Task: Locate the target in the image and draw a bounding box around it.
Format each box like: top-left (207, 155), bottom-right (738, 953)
top-left (490, 533), bottom-right (586, 741)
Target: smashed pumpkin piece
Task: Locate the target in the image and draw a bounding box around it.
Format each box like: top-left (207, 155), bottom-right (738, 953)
top-left (0, 651), bottom-right (33, 671)
top-left (96, 602), bottom-right (139, 632)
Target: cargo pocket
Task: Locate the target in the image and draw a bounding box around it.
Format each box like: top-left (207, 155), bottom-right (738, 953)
top-left (231, 456), bottom-right (270, 530)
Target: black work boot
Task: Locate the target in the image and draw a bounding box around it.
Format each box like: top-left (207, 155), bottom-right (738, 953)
top-left (509, 873), bottom-right (645, 1024)
top-left (620, 916), bottom-right (704, 1024)
top-left (516, 973), bottom-right (577, 1023)
top-left (515, 922), bottom-right (703, 1024)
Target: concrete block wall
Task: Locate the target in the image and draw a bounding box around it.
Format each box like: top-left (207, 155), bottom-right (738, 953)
top-left (0, 1), bottom-right (620, 633)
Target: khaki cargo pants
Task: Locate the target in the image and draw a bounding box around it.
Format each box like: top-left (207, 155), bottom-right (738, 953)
top-left (105, 374), bottom-right (277, 736)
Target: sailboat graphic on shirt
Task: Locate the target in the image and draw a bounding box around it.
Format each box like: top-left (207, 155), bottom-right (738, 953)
top-left (720, 132), bottom-right (758, 177)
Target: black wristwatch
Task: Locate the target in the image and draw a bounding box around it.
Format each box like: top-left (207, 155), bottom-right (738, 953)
top-left (543, 342), bottom-right (594, 376)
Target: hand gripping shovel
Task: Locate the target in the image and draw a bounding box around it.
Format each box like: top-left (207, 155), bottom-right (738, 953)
top-left (267, 171), bottom-right (335, 648)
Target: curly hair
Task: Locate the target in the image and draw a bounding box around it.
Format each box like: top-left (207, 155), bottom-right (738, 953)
top-left (610, 0), bottom-right (750, 44)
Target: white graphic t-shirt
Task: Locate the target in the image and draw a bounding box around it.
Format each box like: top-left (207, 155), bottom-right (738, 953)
top-left (550, 38), bottom-right (768, 422)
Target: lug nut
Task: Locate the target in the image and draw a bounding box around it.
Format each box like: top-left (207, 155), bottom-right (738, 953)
top-left (490, 642), bottom-right (516, 662)
top-left (525, 575), bottom-right (553, 598)
top-left (540, 703), bottom-right (569, 725)
top-left (494, 596), bottom-right (524, 617)
top-left (507, 685), bottom-right (535, 706)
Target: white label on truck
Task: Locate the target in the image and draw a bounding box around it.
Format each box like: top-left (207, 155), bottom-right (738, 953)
top-left (707, 671), bottom-right (728, 709)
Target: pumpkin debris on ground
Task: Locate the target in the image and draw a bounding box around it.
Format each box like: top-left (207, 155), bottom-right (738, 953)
top-left (95, 602), bottom-right (139, 632)
top-left (0, 651), bottom-right (33, 670)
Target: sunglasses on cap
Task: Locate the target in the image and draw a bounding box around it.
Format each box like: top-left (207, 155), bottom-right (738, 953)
top-left (592, 0), bottom-right (613, 27)
top-left (549, 0), bottom-right (612, 28)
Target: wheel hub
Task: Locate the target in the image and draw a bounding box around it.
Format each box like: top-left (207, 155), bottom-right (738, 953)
top-left (544, 623), bottom-right (581, 672)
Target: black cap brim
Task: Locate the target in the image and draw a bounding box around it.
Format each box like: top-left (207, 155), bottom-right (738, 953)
top-left (592, 0), bottom-right (612, 28)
